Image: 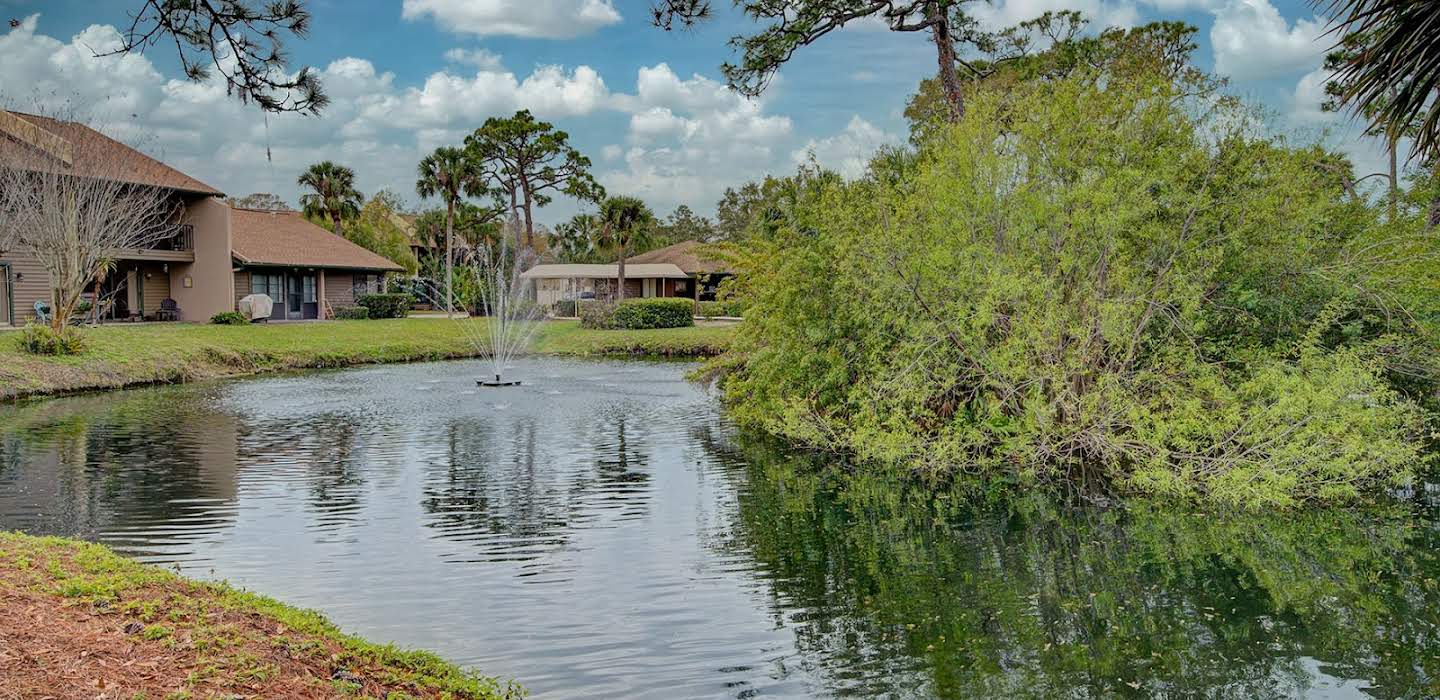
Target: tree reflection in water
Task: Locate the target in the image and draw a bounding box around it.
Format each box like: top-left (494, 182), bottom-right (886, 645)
top-left (707, 430), bottom-right (1440, 699)
top-left (420, 404), bottom-right (653, 563)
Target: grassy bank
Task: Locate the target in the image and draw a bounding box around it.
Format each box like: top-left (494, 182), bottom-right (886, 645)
top-left (0, 319), bottom-right (736, 401)
top-left (0, 531), bottom-right (521, 699)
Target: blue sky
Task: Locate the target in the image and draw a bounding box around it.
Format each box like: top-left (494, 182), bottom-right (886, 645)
top-left (0, 0), bottom-right (1375, 226)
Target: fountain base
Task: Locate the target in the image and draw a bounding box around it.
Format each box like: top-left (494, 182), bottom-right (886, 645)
top-left (477, 377), bottom-right (522, 387)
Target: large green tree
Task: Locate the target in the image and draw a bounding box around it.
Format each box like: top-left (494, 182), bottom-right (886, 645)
top-left (107, 1), bottom-right (326, 114)
top-left (552, 213), bottom-right (606, 263)
top-left (651, 0), bottom-right (990, 119)
top-left (416, 146), bottom-right (490, 316)
top-left (346, 190), bottom-right (420, 275)
top-left (297, 161), bottom-right (362, 237)
top-left (594, 196), bottom-right (656, 301)
top-left (464, 110), bottom-right (603, 249)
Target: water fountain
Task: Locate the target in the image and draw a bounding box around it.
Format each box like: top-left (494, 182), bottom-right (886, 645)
top-left (414, 223), bottom-right (546, 388)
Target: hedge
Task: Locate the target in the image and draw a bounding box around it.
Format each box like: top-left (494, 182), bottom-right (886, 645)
top-left (333, 306), bottom-right (370, 320)
top-left (612, 298), bottom-right (695, 329)
top-left (696, 300), bottom-right (745, 318)
top-left (210, 311), bottom-right (249, 325)
top-left (355, 293), bottom-right (412, 319)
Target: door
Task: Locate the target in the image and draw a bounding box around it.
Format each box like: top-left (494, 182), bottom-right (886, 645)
top-left (286, 275), bottom-right (303, 320)
top-left (300, 274), bottom-right (318, 319)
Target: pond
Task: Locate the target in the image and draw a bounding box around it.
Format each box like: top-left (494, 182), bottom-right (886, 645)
top-left (2, 358), bottom-right (1439, 699)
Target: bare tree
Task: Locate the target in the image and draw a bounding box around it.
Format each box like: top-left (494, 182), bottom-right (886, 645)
top-left (0, 113), bottom-right (178, 331)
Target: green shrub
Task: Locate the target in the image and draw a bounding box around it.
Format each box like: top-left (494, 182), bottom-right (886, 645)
top-left (356, 293), bottom-right (412, 319)
top-left (697, 300), bottom-right (745, 318)
top-left (713, 71), bottom-right (1440, 508)
top-left (611, 298), bottom-right (695, 329)
top-left (210, 311), bottom-right (249, 325)
top-left (17, 324), bottom-right (86, 355)
top-left (552, 299), bottom-right (580, 318)
top-left (579, 299), bottom-right (618, 329)
top-left (333, 306), bottom-right (370, 320)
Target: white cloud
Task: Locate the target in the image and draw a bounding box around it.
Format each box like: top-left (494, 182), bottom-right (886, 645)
top-left (443, 48), bottom-right (504, 70)
top-left (401, 0), bottom-right (621, 39)
top-left (974, 0), bottom-right (1140, 31)
top-left (791, 116), bottom-right (899, 178)
top-left (1211, 0), bottom-right (1327, 80)
top-left (1290, 66), bottom-right (1334, 124)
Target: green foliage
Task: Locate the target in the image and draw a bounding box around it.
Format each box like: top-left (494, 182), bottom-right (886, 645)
top-left (697, 300), bottom-right (745, 318)
top-left (343, 192), bottom-right (420, 274)
top-left (613, 298), bottom-right (695, 330)
top-left (355, 293), bottom-right (412, 319)
top-left (579, 299), bottom-right (618, 330)
top-left (297, 161), bottom-right (362, 235)
top-left (332, 306), bottom-right (369, 320)
top-left (464, 110), bottom-right (603, 245)
top-left (209, 312), bottom-right (249, 326)
top-left (715, 70), bottom-right (1440, 509)
top-left (18, 323), bottom-right (86, 355)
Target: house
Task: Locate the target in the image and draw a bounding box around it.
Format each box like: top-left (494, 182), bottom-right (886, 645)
top-left (520, 241), bottom-right (735, 306)
top-left (0, 111), bottom-right (406, 325)
top-left (0, 111), bottom-right (232, 325)
top-left (230, 209), bottom-right (404, 320)
top-left (520, 263), bottom-right (692, 305)
top-left (626, 240), bottom-right (735, 301)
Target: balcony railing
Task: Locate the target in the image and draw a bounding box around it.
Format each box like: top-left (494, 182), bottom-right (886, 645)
top-left (146, 224), bottom-right (194, 252)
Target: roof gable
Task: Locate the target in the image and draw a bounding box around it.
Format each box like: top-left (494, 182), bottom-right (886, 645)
top-left (626, 240), bottom-right (732, 274)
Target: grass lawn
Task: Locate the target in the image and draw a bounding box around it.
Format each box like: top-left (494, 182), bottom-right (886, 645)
top-left (0, 531), bottom-right (521, 699)
top-left (0, 318), bottom-right (736, 401)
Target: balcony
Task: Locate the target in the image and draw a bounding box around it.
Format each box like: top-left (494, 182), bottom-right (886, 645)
top-left (112, 224), bottom-right (196, 262)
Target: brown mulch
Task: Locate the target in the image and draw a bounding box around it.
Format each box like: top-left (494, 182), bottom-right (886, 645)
top-left (0, 545), bottom-right (490, 699)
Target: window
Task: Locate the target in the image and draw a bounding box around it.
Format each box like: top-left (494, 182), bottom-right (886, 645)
top-left (303, 275), bottom-right (316, 303)
top-left (250, 273), bottom-right (281, 298)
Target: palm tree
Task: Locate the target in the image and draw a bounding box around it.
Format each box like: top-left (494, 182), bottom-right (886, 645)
top-left (297, 162), bottom-right (363, 236)
top-left (553, 213), bottom-right (602, 263)
top-left (595, 196), bottom-right (655, 301)
top-left (1318, 0), bottom-right (1440, 223)
top-left (416, 146), bottom-right (488, 316)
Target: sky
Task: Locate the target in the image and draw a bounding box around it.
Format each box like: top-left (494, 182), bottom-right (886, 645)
top-left (0, 0), bottom-right (1382, 228)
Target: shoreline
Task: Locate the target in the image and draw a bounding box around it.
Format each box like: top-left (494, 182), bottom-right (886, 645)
top-left (0, 318), bottom-right (735, 403)
top-left (0, 531), bottom-right (522, 699)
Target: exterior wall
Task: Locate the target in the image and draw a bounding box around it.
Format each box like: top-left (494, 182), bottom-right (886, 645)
top-left (325, 271), bottom-right (354, 309)
top-left (140, 264), bottom-right (169, 315)
top-left (622, 278), bottom-right (642, 299)
top-left (170, 195), bottom-right (233, 322)
top-left (1, 247), bottom-right (50, 323)
top-left (232, 270), bottom-right (251, 310)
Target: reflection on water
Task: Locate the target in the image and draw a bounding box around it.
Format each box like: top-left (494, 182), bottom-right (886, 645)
top-left (2, 358), bottom-right (1439, 699)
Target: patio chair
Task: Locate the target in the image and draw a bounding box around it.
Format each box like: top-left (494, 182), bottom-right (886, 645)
top-left (33, 300), bottom-right (49, 325)
top-left (156, 298), bottom-right (180, 322)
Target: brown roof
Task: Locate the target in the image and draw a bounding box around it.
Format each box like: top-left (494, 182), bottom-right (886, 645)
top-left (231, 209), bottom-right (404, 271)
top-left (0, 112), bottom-right (223, 196)
top-left (627, 240), bottom-right (733, 275)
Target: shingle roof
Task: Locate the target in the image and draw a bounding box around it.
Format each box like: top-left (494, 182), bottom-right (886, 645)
top-left (231, 209), bottom-right (405, 271)
top-left (520, 263), bottom-right (689, 279)
top-left (626, 240), bottom-right (733, 275)
top-left (0, 112), bottom-right (223, 196)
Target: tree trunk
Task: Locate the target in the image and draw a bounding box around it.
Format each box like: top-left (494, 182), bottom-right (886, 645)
top-left (1430, 159), bottom-right (1440, 229)
top-left (1387, 129), bottom-right (1398, 222)
top-left (616, 241), bottom-right (627, 301)
top-left (332, 212), bottom-right (343, 237)
top-left (444, 199), bottom-right (455, 316)
top-left (928, 1), bottom-right (964, 120)
top-left (520, 178), bottom-right (536, 249)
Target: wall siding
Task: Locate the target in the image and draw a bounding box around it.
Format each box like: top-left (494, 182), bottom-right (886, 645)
top-left (232, 271), bottom-right (251, 310)
top-left (141, 264), bottom-right (169, 316)
top-left (2, 248), bottom-right (51, 323)
top-left (324, 272), bottom-right (354, 310)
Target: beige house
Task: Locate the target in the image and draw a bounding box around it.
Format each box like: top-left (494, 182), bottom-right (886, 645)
top-left (0, 112), bottom-right (404, 325)
top-left (0, 112), bottom-right (233, 324)
top-left (520, 263), bottom-right (692, 305)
